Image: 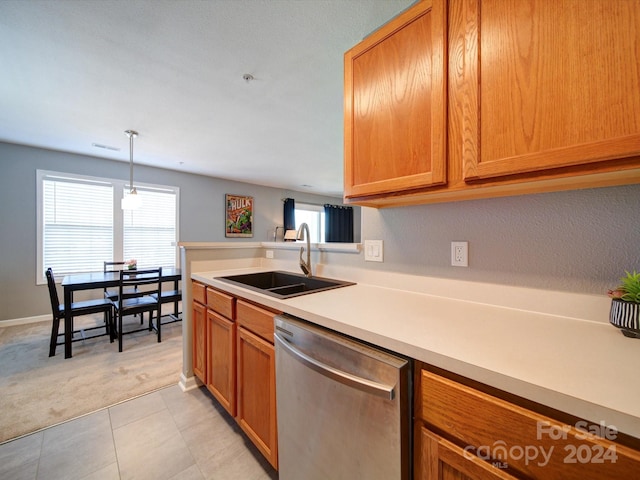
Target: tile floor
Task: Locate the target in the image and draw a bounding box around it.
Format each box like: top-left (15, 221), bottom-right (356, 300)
top-left (0, 384), bottom-right (278, 480)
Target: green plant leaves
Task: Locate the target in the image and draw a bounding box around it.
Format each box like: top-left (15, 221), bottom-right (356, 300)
top-left (619, 270), bottom-right (640, 303)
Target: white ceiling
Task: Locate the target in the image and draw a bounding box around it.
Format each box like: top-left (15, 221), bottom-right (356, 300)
top-left (0, 0), bottom-right (413, 197)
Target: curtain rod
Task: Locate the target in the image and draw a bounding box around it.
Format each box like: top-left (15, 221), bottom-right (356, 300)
top-left (281, 198), bottom-right (351, 209)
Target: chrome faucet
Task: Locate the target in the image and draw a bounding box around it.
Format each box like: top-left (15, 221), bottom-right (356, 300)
top-left (296, 222), bottom-right (312, 277)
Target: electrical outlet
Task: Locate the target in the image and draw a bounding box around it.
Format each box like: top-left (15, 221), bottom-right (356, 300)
top-left (265, 250), bottom-right (274, 259)
top-left (451, 241), bottom-right (468, 267)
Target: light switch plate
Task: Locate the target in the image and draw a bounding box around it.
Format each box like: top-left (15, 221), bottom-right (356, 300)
top-left (364, 240), bottom-right (384, 262)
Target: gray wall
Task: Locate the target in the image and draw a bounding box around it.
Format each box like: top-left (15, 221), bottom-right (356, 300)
top-left (2, 141), bottom-right (639, 321)
top-left (0, 142), bottom-right (348, 320)
top-left (356, 184), bottom-right (640, 295)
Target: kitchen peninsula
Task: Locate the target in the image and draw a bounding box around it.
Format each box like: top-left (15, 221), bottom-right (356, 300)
top-left (179, 242), bottom-right (640, 477)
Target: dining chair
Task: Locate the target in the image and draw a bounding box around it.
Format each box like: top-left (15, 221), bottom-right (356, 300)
top-left (111, 267), bottom-right (163, 352)
top-left (47, 268), bottom-right (114, 357)
top-left (104, 260), bottom-right (144, 324)
top-left (103, 261), bottom-right (128, 301)
top-left (150, 288), bottom-right (182, 323)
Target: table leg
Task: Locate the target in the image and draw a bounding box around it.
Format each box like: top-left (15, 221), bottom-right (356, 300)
top-left (64, 286), bottom-right (73, 358)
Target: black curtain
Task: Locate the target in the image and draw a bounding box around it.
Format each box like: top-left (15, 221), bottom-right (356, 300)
top-left (283, 198), bottom-right (296, 231)
top-left (324, 204), bottom-right (354, 243)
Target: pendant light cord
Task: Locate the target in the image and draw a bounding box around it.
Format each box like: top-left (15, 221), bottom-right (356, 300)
top-left (125, 130), bottom-right (138, 194)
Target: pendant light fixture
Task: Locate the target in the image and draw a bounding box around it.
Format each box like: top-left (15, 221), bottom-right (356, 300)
top-left (121, 129), bottom-right (141, 210)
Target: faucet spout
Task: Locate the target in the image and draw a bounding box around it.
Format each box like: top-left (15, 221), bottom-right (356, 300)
top-left (296, 223), bottom-right (312, 277)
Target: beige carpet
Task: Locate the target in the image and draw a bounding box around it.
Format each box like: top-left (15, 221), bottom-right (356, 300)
top-left (0, 309), bottom-right (182, 444)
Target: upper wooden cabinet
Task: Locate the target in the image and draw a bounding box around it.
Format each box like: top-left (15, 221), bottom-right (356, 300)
top-left (459, 0), bottom-right (640, 181)
top-left (345, 0), bottom-right (640, 208)
top-left (344, 0), bottom-right (448, 199)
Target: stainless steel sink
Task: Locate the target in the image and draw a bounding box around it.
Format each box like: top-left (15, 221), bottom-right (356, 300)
top-left (215, 271), bottom-right (355, 299)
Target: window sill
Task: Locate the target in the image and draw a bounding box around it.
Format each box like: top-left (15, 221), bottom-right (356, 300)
top-left (260, 242), bottom-right (361, 254)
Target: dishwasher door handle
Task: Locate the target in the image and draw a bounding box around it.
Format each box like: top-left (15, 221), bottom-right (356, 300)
top-left (275, 332), bottom-right (395, 400)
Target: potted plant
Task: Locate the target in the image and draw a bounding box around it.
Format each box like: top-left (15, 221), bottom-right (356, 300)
top-left (125, 259), bottom-right (137, 270)
top-left (608, 270), bottom-right (640, 338)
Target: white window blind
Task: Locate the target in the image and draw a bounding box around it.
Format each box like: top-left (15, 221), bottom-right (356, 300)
top-left (43, 177), bottom-right (114, 276)
top-left (123, 188), bottom-right (177, 268)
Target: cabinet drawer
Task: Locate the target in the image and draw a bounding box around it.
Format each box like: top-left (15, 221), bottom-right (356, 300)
top-left (192, 281), bottom-right (206, 304)
top-left (421, 370), bottom-right (640, 479)
top-left (206, 287), bottom-right (235, 320)
top-left (236, 300), bottom-right (279, 343)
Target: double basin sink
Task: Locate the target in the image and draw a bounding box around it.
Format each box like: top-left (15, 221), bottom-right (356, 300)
top-left (216, 271), bottom-right (355, 299)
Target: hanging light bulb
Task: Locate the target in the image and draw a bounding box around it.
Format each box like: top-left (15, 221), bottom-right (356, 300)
top-left (121, 129), bottom-right (141, 210)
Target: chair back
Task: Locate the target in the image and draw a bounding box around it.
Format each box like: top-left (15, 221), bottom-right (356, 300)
top-left (45, 268), bottom-right (61, 318)
top-left (104, 261), bottom-right (126, 273)
top-left (117, 267), bottom-right (162, 308)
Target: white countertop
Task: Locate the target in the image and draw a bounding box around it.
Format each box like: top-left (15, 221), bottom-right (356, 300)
top-left (192, 266), bottom-right (640, 439)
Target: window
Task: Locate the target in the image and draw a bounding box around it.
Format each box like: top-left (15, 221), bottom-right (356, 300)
top-left (123, 187), bottom-right (178, 268)
top-left (295, 203), bottom-right (324, 243)
top-left (42, 176), bottom-right (114, 275)
top-left (37, 170), bottom-right (179, 283)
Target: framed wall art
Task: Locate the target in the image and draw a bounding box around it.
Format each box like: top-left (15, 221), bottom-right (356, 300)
top-left (225, 194), bottom-right (253, 237)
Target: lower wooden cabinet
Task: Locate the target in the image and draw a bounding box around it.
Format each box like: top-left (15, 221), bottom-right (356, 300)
top-left (192, 292), bottom-right (206, 383)
top-left (191, 286), bottom-right (279, 470)
top-left (416, 367), bottom-right (640, 479)
top-left (206, 310), bottom-right (236, 416)
top-left (421, 427), bottom-right (516, 480)
top-left (236, 325), bottom-right (278, 469)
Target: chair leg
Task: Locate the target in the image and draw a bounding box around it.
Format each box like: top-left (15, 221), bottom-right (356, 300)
top-left (49, 315), bottom-right (61, 357)
top-left (118, 312), bottom-right (123, 352)
top-left (109, 310), bottom-right (115, 343)
top-left (157, 309), bottom-right (162, 343)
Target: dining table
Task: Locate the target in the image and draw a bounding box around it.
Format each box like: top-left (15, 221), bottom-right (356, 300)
top-left (60, 267), bottom-right (181, 358)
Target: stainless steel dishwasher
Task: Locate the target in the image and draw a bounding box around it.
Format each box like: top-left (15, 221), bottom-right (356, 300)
top-left (274, 314), bottom-right (412, 480)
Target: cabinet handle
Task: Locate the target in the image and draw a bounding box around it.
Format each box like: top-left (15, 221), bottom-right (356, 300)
top-left (275, 332), bottom-right (395, 400)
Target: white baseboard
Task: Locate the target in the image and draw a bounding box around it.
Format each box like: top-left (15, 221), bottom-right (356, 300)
top-left (179, 373), bottom-right (201, 392)
top-left (0, 314), bottom-right (50, 327)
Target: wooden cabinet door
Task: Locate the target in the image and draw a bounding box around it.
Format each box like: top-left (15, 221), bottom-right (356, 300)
top-left (236, 326), bottom-right (278, 469)
top-left (344, 0), bottom-right (447, 199)
top-left (457, 0), bottom-right (640, 181)
top-left (192, 300), bottom-right (206, 382)
top-left (420, 369), bottom-right (640, 479)
top-left (206, 310), bottom-right (236, 417)
top-left (420, 427), bottom-right (517, 480)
